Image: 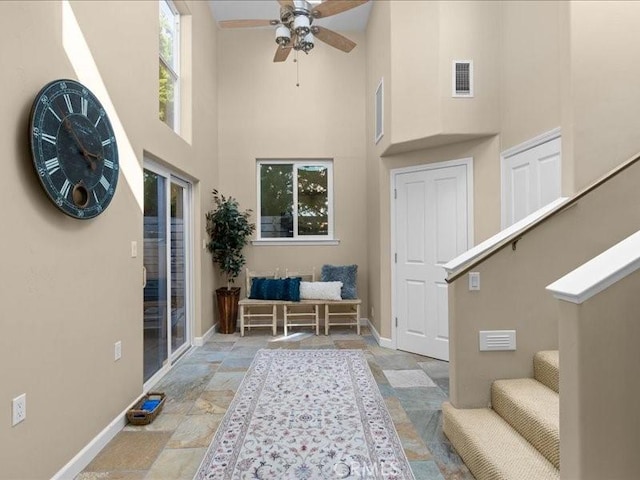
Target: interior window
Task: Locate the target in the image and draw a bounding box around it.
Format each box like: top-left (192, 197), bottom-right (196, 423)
top-left (258, 160), bottom-right (334, 240)
top-left (159, 0), bottom-right (180, 131)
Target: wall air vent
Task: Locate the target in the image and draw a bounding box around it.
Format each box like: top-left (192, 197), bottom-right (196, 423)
top-left (452, 60), bottom-right (474, 98)
top-left (479, 330), bottom-right (516, 351)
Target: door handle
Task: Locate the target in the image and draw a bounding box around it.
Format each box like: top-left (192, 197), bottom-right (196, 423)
top-left (142, 266), bottom-right (147, 288)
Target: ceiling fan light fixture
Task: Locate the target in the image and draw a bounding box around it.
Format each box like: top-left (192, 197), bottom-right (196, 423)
top-left (301, 32), bottom-right (315, 53)
top-left (293, 14), bottom-right (310, 36)
top-left (275, 25), bottom-right (291, 46)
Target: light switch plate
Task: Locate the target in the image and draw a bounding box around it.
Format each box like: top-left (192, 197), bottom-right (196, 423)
top-left (469, 272), bottom-right (480, 291)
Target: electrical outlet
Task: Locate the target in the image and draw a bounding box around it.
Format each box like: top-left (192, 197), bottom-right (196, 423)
top-left (130, 241), bottom-right (137, 258)
top-left (114, 341), bottom-right (122, 361)
top-left (370, 306), bottom-right (375, 319)
top-left (12, 394), bottom-right (26, 426)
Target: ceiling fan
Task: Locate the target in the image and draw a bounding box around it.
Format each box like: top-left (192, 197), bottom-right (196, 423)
top-left (219, 0), bottom-right (370, 62)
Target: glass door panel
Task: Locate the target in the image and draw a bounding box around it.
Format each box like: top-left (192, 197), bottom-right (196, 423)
top-left (170, 182), bottom-right (187, 354)
top-left (143, 170), bottom-right (168, 382)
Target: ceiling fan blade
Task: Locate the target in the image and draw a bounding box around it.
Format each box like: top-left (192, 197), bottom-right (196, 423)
top-left (312, 0), bottom-right (370, 19)
top-left (273, 45), bottom-right (293, 62)
top-left (311, 26), bottom-right (357, 53)
top-left (219, 19), bottom-right (279, 28)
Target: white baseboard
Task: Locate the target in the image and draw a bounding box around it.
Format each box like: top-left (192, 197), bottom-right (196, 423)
top-left (52, 396), bottom-right (141, 480)
top-left (368, 319), bottom-right (394, 349)
top-left (194, 323), bottom-right (217, 346)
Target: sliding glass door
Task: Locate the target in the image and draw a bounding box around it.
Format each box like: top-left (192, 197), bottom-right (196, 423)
top-left (143, 163), bottom-right (192, 383)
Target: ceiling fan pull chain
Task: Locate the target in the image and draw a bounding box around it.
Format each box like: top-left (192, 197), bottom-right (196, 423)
top-left (296, 50), bottom-right (300, 87)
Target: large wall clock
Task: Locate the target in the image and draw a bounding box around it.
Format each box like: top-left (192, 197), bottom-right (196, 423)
top-left (29, 79), bottom-right (119, 219)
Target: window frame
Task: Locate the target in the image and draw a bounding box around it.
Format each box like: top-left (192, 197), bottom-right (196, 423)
top-left (255, 159), bottom-right (336, 244)
top-left (159, 0), bottom-right (181, 132)
top-left (375, 77), bottom-right (384, 144)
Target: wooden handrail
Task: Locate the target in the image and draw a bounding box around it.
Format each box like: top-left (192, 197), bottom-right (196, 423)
top-left (446, 151), bottom-right (640, 283)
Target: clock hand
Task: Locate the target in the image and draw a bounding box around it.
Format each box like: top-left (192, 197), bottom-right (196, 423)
top-left (62, 117), bottom-right (96, 170)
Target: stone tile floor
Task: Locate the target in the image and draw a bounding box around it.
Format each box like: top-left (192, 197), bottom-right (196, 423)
top-left (77, 327), bottom-right (474, 480)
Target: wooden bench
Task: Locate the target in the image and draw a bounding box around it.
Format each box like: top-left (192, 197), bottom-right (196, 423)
top-left (238, 269), bottom-right (279, 336)
top-left (238, 268), bottom-right (361, 337)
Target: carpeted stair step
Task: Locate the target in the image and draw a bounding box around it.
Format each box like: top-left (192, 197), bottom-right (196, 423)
top-left (533, 350), bottom-right (559, 393)
top-left (491, 378), bottom-right (559, 469)
top-left (443, 402), bottom-right (559, 480)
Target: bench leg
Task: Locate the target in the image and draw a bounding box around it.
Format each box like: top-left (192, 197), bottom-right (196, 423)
top-left (284, 305), bottom-right (288, 337)
top-left (272, 304), bottom-right (277, 336)
top-left (324, 304), bottom-right (329, 336)
top-left (314, 304), bottom-right (319, 336)
top-left (240, 305), bottom-right (245, 337)
top-left (356, 304), bottom-right (361, 335)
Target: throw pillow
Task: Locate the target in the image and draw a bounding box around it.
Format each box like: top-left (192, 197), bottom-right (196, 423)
top-left (320, 264), bottom-right (358, 299)
top-left (249, 277), bottom-right (301, 302)
top-left (300, 281), bottom-right (343, 301)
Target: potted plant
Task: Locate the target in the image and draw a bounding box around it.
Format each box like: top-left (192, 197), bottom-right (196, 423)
top-left (205, 190), bottom-right (256, 333)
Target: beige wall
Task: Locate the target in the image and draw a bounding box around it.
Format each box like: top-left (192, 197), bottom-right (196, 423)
top-left (448, 158), bottom-right (640, 408)
top-left (216, 28), bottom-right (368, 310)
top-left (389, 0), bottom-right (441, 142)
top-left (439, 1), bottom-right (500, 136)
top-left (0, 1), bottom-right (218, 477)
top-left (569, 1), bottom-right (640, 191)
top-left (365, 0), bottom-right (392, 334)
top-left (499, 0), bottom-right (562, 152)
top-left (557, 269), bottom-right (640, 480)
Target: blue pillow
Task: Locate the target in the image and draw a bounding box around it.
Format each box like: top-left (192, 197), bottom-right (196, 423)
top-left (249, 277), bottom-right (301, 302)
top-left (321, 264), bottom-right (358, 299)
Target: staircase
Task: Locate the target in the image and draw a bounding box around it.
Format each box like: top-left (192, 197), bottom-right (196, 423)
top-left (443, 351), bottom-right (559, 480)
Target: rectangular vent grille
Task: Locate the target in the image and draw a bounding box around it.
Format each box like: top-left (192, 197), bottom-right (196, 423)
top-left (479, 330), bottom-right (516, 351)
top-left (453, 60), bottom-right (473, 97)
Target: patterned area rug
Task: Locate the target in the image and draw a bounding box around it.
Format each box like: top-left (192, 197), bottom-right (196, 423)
top-left (194, 349), bottom-right (415, 480)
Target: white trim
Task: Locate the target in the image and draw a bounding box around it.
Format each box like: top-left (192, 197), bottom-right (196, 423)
top-left (501, 127), bottom-right (562, 159)
top-left (51, 397), bottom-right (137, 479)
top-left (390, 157), bottom-right (474, 352)
top-left (252, 239), bottom-right (340, 246)
top-left (374, 77), bottom-right (384, 144)
top-left (368, 319), bottom-right (394, 349)
top-left (194, 323), bottom-right (216, 347)
top-left (143, 159), bottom-right (195, 379)
top-left (256, 159), bottom-right (334, 241)
top-left (444, 197), bottom-right (569, 274)
top-left (452, 60), bottom-right (474, 98)
top-left (546, 229), bottom-right (640, 304)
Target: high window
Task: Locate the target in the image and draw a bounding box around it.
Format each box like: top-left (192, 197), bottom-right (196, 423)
top-left (257, 160), bottom-right (334, 241)
top-left (159, 0), bottom-right (180, 131)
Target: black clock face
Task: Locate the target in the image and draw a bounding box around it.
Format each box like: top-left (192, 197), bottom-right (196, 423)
top-left (29, 79), bottom-right (119, 219)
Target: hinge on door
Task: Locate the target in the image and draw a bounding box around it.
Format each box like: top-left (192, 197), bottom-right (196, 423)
top-left (394, 188), bottom-right (397, 199)
top-left (395, 317), bottom-right (398, 328)
top-left (394, 253), bottom-right (397, 263)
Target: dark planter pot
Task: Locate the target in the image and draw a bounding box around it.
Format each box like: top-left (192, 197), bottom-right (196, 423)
top-left (216, 287), bottom-right (241, 334)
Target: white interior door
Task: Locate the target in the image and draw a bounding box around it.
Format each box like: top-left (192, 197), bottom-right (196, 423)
top-left (502, 136), bottom-right (561, 227)
top-left (394, 161), bottom-right (471, 360)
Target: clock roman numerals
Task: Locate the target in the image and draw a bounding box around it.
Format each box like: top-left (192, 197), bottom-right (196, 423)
top-left (63, 94), bottom-right (74, 113)
top-left (48, 107), bottom-right (61, 122)
top-left (41, 132), bottom-right (57, 145)
top-left (45, 157), bottom-right (60, 175)
top-left (31, 79), bottom-right (119, 219)
top-left (99, 175), bottom-right (110, 191)
top-left (59, 179), bottom-right (71, 199)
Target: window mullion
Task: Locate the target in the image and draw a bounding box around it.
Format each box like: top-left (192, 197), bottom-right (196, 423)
top-left (160, 57), bottom-right (178, 81)
top-left (292, 165), bottom-right (299, 239)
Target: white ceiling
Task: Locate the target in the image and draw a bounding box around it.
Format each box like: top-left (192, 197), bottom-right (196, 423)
top-left (207, 1), bottom-right (373, 32)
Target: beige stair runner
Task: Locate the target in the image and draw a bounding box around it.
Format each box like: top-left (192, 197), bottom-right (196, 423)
top-left (443, 350), bottom-right (560, 480)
